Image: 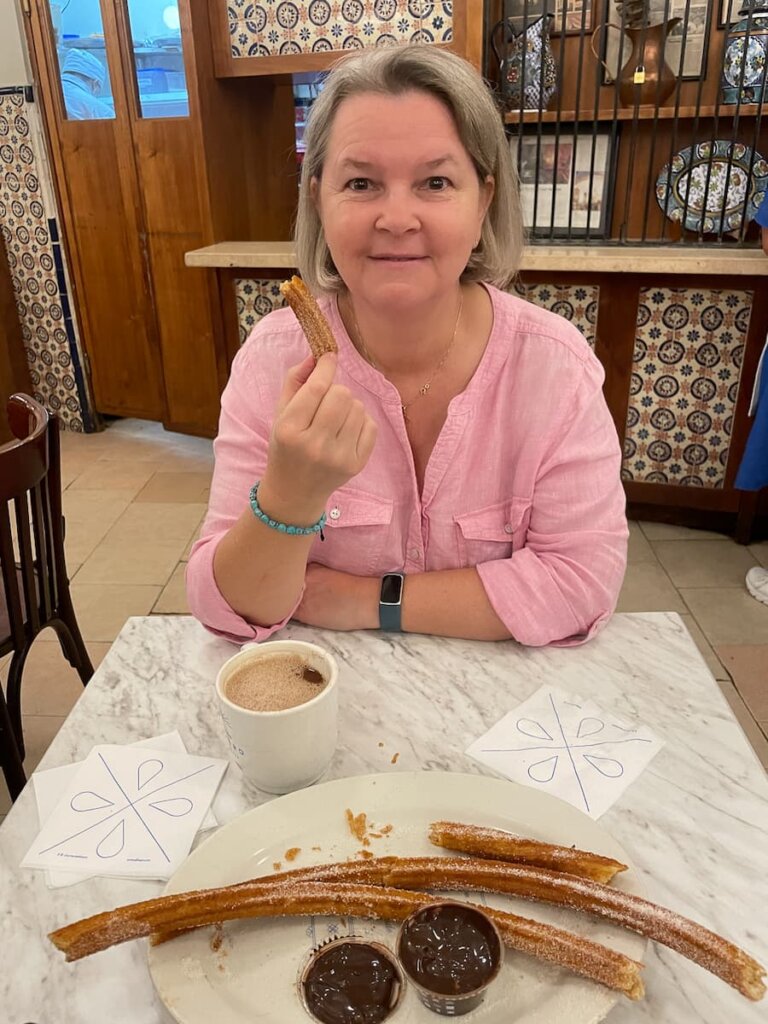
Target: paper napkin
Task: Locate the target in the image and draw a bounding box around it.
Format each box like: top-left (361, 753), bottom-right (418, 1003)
top-left (466, 685), bottom-right (663, 819)
top-left (24, 742), bottom-right (227, 880)
top-left (31, 731), bottom-right (220, 887)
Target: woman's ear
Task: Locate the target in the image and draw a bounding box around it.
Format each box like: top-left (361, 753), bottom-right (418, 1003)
top-left (480, 175), bottom-right (495, 219)
top-left (310, 176), bottom-right (320, 208)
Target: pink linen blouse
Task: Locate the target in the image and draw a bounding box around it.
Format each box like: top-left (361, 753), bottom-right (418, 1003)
top-left (186, 284), bottom-right (628, 647)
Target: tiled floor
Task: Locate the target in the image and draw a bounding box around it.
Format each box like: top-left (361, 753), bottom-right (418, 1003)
top-left (2, 418), bottom-right (767, 817)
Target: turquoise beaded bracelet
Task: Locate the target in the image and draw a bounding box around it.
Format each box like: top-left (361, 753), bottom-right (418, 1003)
top-left (249, 482), bottom-right (326, 540)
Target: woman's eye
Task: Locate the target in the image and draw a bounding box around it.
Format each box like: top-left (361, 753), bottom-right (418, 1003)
top-left (346, 178), bottom-right (371, 191)
top-left (425, 176), bottom-right (450, 190)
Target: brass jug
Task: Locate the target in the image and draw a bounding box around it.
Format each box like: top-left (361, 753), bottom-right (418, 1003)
top-left (591, 18), bottom-right (682, 106)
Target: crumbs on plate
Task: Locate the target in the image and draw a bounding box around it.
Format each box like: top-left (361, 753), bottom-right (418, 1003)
top-left (285, 847), bottom-right (301, 862)
top-left (210, 923), bottom-right (224, 953)
top-left (345, 809), bottom-right (393, 848)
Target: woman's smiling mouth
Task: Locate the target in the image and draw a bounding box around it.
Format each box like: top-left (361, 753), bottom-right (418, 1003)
top-left (369, 255), bottom-right (427, 262)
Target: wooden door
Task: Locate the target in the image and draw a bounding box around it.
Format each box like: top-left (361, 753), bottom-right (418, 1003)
top-left (129, 118), bottom-right (224, 434)
top-left (24, 0), bottom-right (166, 422)
top-left (111, 0), bottom-right (228, 435)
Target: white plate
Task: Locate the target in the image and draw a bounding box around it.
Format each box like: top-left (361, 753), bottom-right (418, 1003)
top-left (149, 772), bottom-right (647, 1024)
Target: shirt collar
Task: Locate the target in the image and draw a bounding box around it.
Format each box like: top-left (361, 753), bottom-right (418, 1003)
top-left (320, 283), bottom-right (507, 412)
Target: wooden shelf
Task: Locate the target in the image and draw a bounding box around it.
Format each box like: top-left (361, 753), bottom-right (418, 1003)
top-left (213, 41), bottom-right (455, 78)
top-left (504, 103), bottom-right (762, 124)
top-left (185, 242), bottom-right (768, 275)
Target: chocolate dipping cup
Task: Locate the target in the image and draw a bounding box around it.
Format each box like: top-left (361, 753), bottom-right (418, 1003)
top-left (395, 902), bottom-right (503, 1017)
top-left (298, 936), bottom-right (405, 1024)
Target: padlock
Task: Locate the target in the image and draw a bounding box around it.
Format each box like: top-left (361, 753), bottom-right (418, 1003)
top-left (633, 65), bottom-right (646, 84)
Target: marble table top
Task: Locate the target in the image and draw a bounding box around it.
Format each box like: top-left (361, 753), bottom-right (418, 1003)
top-left (1, 612), bottom-right (766, 1023)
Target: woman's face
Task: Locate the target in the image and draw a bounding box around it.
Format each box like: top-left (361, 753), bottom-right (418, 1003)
top-left (312, 90), bottom-right (494, 313)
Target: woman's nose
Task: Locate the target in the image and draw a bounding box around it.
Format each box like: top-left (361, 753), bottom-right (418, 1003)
top-left (373, 189), bottom-right (420, 234)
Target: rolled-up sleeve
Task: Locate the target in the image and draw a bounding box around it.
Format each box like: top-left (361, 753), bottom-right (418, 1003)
top-left (476, 353), bottom-right (628, 647)
top-left (185, 342), bottom-right (301, 644)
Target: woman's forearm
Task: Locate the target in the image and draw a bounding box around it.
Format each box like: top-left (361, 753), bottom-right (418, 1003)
top-left (401, 568), bottom-right (513, 641)
top-left (212, 479), bottom-right (326, 628)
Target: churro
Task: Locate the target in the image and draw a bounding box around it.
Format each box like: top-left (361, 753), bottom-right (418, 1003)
top-left (279, 276), bottom-right (337, 360)
top-left (47, 880), bottom-right (644, 999)
top-left (244, 856), bottom-right (763, 1002)
top-left (429, 820), bottom-right (627, 883)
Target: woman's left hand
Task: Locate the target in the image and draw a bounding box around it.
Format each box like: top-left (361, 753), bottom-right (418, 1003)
top-left (293, 564), bottom-right (380, 631)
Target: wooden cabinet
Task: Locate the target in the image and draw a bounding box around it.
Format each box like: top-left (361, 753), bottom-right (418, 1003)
top-left (490, 0), bottom-right (768, 245)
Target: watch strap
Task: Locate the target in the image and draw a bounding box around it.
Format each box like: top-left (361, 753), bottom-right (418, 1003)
top-left (379, 573), bottom-right (404, 632)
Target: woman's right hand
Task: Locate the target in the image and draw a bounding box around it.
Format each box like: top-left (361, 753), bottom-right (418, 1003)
top-left (259, 352), bottom-right (378, 520)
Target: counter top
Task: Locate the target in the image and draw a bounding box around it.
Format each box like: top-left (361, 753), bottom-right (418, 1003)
top-left (185, 241), bottom-right (768, 275)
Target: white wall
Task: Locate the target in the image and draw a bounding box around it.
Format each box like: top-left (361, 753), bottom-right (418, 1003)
top-left (0, 0), bottom-right (31, 87)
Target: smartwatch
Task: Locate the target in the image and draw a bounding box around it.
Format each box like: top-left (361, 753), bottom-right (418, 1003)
top-left (379, 573), bottom-right (405, 632)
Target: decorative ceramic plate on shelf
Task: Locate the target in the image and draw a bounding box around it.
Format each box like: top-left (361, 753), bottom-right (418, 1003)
top-left (655, 140), bottom-right (768, 235)
top-left (148, 771), bottom-right (646, 1024)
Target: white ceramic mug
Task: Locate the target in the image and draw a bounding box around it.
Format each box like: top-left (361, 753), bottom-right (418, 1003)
top-left (215, 639), bottom-right (339, 795)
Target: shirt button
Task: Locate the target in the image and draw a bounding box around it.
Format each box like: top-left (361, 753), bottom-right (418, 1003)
top-left (504, 523), bottom-right (514, 534)
top-left (409, 547), bottom-right (421, 560)
top-left (329, 507), bottom-right (341, 520)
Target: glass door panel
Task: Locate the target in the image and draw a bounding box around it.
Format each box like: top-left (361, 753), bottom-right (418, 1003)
top-left (123, 0), bottom-right (190, 117)
top-left (49, 0), bottom-right (115, 119)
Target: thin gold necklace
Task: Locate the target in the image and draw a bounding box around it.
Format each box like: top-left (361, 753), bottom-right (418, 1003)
top-left (349, 293), bottom-right (464, 422)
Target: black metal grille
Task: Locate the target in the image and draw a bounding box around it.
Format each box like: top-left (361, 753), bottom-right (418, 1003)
top-left (486, 0), bottom-right (768, 245)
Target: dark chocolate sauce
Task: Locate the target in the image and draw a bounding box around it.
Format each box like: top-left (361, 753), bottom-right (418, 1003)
top-left (303, 941), bottom-right (400, 1024)
top-left (398, 905), bottom-right (500, 996)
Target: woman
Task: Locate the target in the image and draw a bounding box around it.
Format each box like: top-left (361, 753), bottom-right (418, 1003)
top-left (187, 44), bottom-right (628, 646)
top-left (738, 189), bottom-right (768, 604)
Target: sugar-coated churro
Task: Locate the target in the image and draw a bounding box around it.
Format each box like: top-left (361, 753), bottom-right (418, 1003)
top-left (429, 820), bottom-right (627, 883)
top-left (238, 856), bottom-right (763, 1002)
top-left (47, 879), bottom-right (644, 999)
top-left (279, 276), bottom-right (337, 360)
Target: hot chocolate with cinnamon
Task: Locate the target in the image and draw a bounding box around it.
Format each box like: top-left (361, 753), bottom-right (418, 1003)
top-left (224, 652), bottom-right (327, 713)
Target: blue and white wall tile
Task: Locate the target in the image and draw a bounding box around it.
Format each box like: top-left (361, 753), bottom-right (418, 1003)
top-left (227, 0), bottom-right (452, 57)
top-left (622, 286), bottom-right (751, 488)
top-left (235, 278), bottom-right (286, 343)
top-left (0, 87), bottom-right (94, 431)
top-left (235, 278), bottom-right (599, 350)
top-left (515, 282), bottom-right (598, 347)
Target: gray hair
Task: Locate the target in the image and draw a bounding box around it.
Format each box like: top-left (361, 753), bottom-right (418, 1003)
top-left (295, 45), bottom-right (523, 293)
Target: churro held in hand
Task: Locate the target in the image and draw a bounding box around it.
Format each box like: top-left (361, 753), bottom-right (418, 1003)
top-left (279, 276), bottom-right (337, 361)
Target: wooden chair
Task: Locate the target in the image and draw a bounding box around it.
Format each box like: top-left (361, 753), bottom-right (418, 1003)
top-left (0, 394), bottom-right (93, 801)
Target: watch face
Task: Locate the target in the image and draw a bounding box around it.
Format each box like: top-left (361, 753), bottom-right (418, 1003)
top-left (381, 574), bottom-right (403, 605)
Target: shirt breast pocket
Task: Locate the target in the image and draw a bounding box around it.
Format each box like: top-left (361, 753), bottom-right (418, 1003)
top-left (454, 497), bottom-right (532, 568)
top-left (311, 486), bottom-right (394, 575)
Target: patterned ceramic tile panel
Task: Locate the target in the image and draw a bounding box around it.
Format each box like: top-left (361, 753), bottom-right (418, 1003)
top-left (227, 0), bottom-right (452, 58)
top-left (622, 286), bottom-right (751, 488)
top-left (514, 282), bottom-right (598, 347)
top-left (236, 278), bottom-right (600, 350)
top-left (236, 278), bottom-right (287, 343)
top-left (0, 88), bottom-right (93, 431)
